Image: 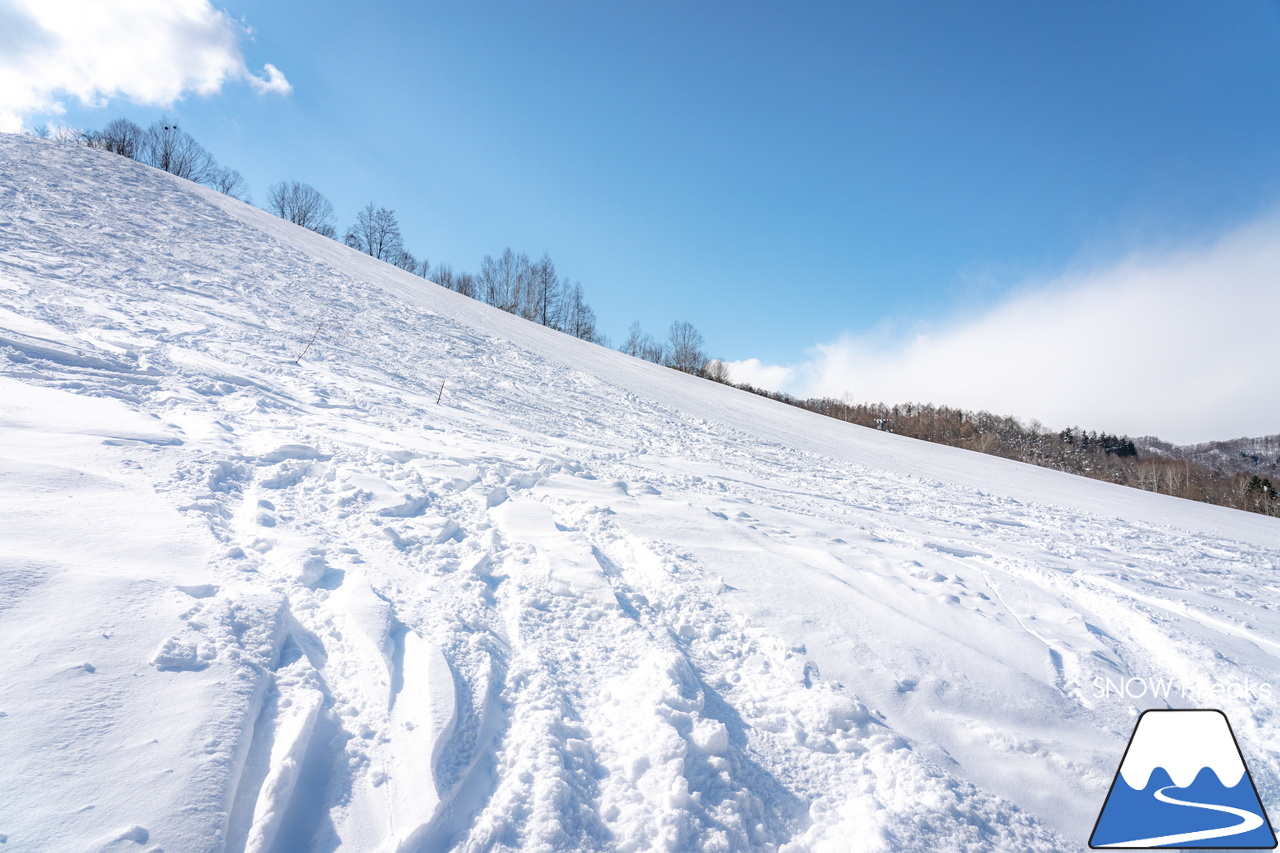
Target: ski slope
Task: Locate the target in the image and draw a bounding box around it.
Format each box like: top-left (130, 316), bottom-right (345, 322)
top-left (2, 133), bottom-right (1279, 852)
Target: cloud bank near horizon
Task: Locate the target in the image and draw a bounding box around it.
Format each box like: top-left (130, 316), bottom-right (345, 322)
top-left (0, 0), bottom-right (289, 132)
top-left (728, 218), bottom-right (1280, 445)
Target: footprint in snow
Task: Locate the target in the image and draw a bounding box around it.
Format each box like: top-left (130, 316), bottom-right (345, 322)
top-left (174, 583), bottom-right (218, 599)
top-left (151, 637), bottom-right (206, 671)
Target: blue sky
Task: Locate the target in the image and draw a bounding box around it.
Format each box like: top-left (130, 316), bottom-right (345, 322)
top-left (8, 1), bottom-right (1280, 441)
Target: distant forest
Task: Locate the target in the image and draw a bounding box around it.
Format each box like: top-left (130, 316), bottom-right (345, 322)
top-left (720, 388), bottom-right (1280, 519)
top-left (41, 119), bottom-right (1280, 520)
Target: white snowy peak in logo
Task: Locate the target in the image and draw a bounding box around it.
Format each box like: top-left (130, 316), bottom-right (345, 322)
top-left (1119, 710), bottom-right (1246, 790)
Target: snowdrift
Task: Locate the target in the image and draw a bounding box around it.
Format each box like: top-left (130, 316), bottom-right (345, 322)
top-left (1, 133), bottom-right (1278, 852)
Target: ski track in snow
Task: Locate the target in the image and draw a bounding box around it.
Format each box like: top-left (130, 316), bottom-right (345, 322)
top-left (2, 135), bottom-right (1280, 851)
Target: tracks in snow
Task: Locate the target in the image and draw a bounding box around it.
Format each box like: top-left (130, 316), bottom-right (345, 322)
top-left (9, 141), bottom-right (1276, 849)
top-left (154, 409), bottom-right (1071, 851)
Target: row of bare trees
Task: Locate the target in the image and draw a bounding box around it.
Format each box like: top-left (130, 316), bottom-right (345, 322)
top-left (433, 248), bottom-right (603, 342)
top-left (56, 123), bottom-right (357, 266)
top-left (257, 171), bottom-right (611, 341)
top-left (40, 119), bottom-right (701, 351)
top-left (619, 319), bottom-right (727, 378)
top-left (266, 180), bottom-right (337, 238)
top-left (265, 183), bottom-right (413, 269)
top-left (69, 118), bottom-right (252, 202)
top-left (264, 183), bottom-right (607, 343)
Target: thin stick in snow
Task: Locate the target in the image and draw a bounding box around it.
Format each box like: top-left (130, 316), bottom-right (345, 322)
top-left (294, 321), bottom-right (324, 364)
top-left (436, 379), bottom-right (445, 404)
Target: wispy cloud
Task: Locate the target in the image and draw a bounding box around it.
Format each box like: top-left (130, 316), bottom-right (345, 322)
top-left (247, 62), bottom-right (291, 96)
top-left (727, 216), bottom-right (1280, 445)
top-left (0, 0), bottom-right (290, 132)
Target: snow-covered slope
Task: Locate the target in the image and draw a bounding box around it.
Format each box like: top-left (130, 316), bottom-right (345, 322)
top-left (2, 133), bottom-right (1279, 852)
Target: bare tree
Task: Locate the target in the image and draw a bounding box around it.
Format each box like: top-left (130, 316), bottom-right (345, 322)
top-left (454, 271), bottom-right (477, 299)
top-left (703, 359), bottom-right (731, 383)
top-left (621, 321), bottom-right (645, 357)
top-left (621, 321), bottom-right (664, 362)
top-left (344, 203), bottom-right (404, 261)
top-left (431, 263), bottom-right (454, 289)
top-left (528, 253), bottom-right (561, 327)
top-left (665, 320), bottom-right (706, 373)
top-left (477, 254), bottom-right (499, 306)
top-left (87, 118), bottom-right (144, 158)
top-left (140, 121), bottom-right (217, 183)
top-left (393, 248), bottom-right (417, 272)
top-left (497, 249), bottom-right (525, 313)
top-left (266, 181), bottom-right (337, 237)
top-left (622, 321), bottom-right (664, 363)
top-left (562, 282), bottom-right (602, 342)
top-left (421, 245), bottom-right (604, 344)
top-left (1134, 459), bottom-right (1162, 492)
top-left (209, 167), bottom-right (251, 203)
top-left (478, 248), bottom-right (530, 313)
top-left (50, 124), bottom-right (83, 143)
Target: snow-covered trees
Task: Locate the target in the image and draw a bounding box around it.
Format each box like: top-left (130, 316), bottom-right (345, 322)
top-left (1244, 475), bottom-right (1279, 516)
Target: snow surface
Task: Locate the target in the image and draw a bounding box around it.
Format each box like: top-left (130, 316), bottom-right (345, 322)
top-left (2, 133), bottom-right (1280, 852)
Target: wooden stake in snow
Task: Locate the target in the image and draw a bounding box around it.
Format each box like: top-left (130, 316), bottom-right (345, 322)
top-left (436, 378), bottom-right (445, 404)
top-left (294, 321), bottom-right (324, 364)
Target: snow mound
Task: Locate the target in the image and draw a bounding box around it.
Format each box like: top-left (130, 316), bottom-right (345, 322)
top-left (2, 133), bottom-right (1279, 851)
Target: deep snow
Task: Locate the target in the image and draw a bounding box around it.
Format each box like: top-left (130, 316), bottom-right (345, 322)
top-left (2, 133), bottom-right (1279, 852)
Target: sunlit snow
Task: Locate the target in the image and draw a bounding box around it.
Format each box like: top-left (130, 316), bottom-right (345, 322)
top-left (2, 134), bottom-right (1279, 852)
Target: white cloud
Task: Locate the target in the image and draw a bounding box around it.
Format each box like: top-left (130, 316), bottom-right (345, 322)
top-left (722, 357), bottom-right (794, 391)
top-left (746, 216), bottom-right (1280, 445)
top-left (247, 62), bottom-right (291, 96)
top-left (0, 0), bottom-right (290, 132)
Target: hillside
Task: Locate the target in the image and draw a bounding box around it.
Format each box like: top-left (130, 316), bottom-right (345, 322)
top-left (710, 398), bottom-right (1280, 518)
top-left (1138, 434), bottom-right (1280, 477)
top-left (2, 133), bottom-right (1279, 852)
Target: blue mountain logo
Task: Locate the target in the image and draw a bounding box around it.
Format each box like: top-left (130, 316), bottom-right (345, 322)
top-left (1091, 709), bottom-right (1277, 848)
